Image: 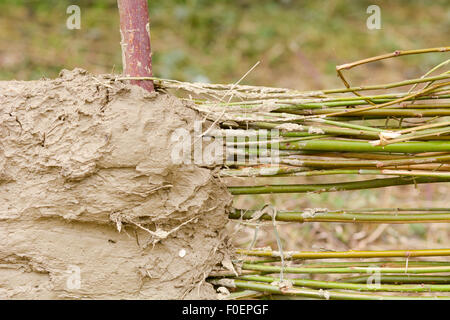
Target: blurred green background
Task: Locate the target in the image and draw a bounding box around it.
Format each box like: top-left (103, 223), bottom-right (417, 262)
top-left (0, 0), bottom-right (449, 251)
top-left (0, 0), bottom-right (449, 90)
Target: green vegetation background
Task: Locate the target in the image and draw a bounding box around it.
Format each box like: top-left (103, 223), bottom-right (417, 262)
top-left (1, 0), bottom-right (449, 89)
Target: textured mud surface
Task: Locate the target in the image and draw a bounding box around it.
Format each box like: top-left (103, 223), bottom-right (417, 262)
top-left (0, 69), bottom-right (232, 299)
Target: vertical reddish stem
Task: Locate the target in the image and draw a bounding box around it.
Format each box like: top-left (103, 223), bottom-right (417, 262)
top-left (117, 0), bottom-right (154, 92)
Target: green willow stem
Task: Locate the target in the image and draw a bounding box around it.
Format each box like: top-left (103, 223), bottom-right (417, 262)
top-left (226, 148), bottom-right (450, 165)
top-left (318, 81), bottom-right (450, 118)
top-left (226, 153), bottom-right (450, 171)
top-left (210, 279), bottom-right (450, 300)
top-left (308, 118), bottom-right (385, 133)
top-left (396, 121), bottom-right (450, 134)
top-left (222, 167), bottom-right (450, 178)
top-left (380, 128), bottom-right (450, 145)
top-left (229, 177), bottom-right (450, 195)
top-left (229, 209), bottom-right (450, 223)
top-left (241, 263), bottom-right (450, 274)
top-left (272, 96), bottom-right (450, 110)
top-left (358, 169), bottom-right (450, 178)
top-left (125, 73), bottom-right (450, 98)
top-left (280, 139), bottom-right (450, 153)
top-left (239, 275), bottom-right (450, 292)
top-left (209, 92), bottom-right (450, 110)
top-left (287, 260), bottom-right (450, 268)
top-left (339, 207), bottom-right (450, 212)
top-left (281, 108), bottom-right (450, 117)
top-left (409, 59), bottom-right (450, 93)
top-left (236, 248), bottom-right (450, 259)
top-left (337, 47), bottom-right (449, 71)
top-left (222, 290), bottom-right (266, 300)
top-left (339, 275), bottom-right (450, 284)
top-left (323, 74), bottom-right (450, 94)
top-left (400, 103), bottom-right (450, 109)
top-left (335, 48), bottom-right (449, 102)
top-left (239, 259), bottom-right (450, 268)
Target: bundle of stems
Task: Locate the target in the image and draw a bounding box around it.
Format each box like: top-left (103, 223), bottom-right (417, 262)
top-left (121, 48), bottom-right (450, 299)
top-left (133, 48), bottom-right (450, 192)
top-left (208, 250), bottom-right (450, 299)
top-left (214, 49), bottom-right (450, 198)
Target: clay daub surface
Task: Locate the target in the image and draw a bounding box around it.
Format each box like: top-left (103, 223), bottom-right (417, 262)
top-left (0, 69), bottom-right (232, 299)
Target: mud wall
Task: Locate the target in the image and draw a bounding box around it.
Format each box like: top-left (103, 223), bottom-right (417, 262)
top-left (0, 69), bottom-right (232, 299)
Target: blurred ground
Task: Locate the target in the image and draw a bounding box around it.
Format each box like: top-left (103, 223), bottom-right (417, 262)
top-left (0, 0), bottom-right (448, 252)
